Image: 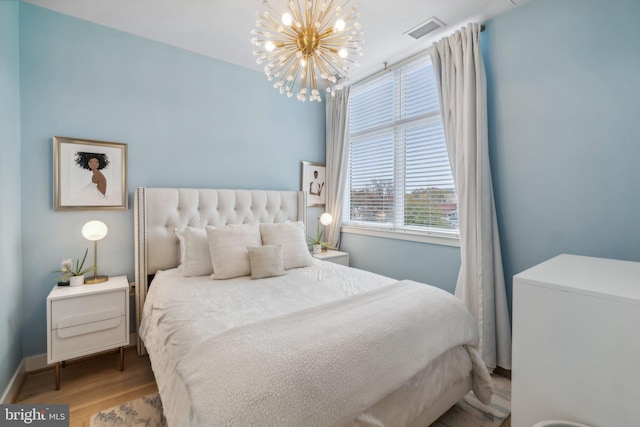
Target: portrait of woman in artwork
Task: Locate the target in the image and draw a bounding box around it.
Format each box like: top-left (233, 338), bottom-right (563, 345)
top-left (53, 136), bottom-right (127, 211)
top-left (75, 152), bottom-right (110, 199)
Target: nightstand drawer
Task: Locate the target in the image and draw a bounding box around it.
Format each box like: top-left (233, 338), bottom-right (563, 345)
top-left (51, 316), bottom-right (126, 361)
top-left (50, 289), bottom-right (125, 329)
top-left (57, 308), bottom-right (121, 337)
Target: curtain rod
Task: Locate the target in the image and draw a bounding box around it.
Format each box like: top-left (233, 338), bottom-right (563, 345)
top-left (350, 23), bottom-right (485, 87)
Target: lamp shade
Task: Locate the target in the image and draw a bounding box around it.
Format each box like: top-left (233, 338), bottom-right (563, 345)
top-left (82, 220), bottom-right (108, 241)
top-left (320, 213), bottom-right (333, 226)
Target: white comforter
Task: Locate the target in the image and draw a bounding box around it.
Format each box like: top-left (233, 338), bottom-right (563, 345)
top-left (140, 260), bottom-right (491, 426)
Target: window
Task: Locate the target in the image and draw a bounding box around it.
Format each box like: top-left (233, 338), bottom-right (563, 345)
top-left (343, 53), bottom-right (458, 244)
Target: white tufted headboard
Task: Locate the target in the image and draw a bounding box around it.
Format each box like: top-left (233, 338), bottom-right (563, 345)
top-left (134, 187), bottom-right (307, 354)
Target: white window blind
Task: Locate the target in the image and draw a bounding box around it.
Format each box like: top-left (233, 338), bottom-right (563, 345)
top-left (344, 53), bottom-right (458, 240)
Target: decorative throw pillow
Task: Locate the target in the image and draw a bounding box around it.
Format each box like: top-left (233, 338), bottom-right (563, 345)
top-left (180, 227), bottom-right (213, 277)
top-left (206, 223), bottom-right (262, 279)
top-left (247, 245), bottom-right (286, 279)
top-left (259, 221), bottom-right (312, 270)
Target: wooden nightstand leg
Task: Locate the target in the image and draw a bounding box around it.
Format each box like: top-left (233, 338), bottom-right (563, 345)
top-left (119, 346), bottom-right (124, 371)
top-left (55, 362), bottom-right (60, 390)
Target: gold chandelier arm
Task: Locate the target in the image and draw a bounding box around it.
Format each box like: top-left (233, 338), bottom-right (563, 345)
top-left (309, 0), bottom-right (324, 31)
top-left (263, 0), bottom-right (285, 18)
top-left (314, 54), bottom-right (339, 82)
top-left (315, 0), bottom-right (337, 29)
top-left (270, 54), bottom-right (299, 84)
top-left (289, 0), bottom-right (305, 29)
top-left (309, 59), bottom-right (318, 92)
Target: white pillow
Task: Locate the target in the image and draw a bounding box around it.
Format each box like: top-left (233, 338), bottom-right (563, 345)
top-left (247, 244), bottom-right (286, 279)
top-left (174, 228), bottom-right (186, 272)
top-left (206, 223), bottom-right (262, 279)
top-left (180, 227), bottom-right (213, 277)
top-left (259, 221), bottom-right (312, 270)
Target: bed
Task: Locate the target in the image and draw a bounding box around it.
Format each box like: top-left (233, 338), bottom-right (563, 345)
top-left (134, 187), bottom-right (492, 427)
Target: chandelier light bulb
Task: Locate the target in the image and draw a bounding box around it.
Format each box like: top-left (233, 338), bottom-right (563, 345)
top-left (252, 0), bottom-right (363, 102)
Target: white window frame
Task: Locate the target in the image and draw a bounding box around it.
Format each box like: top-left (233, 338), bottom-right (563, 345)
top-left (342, 52), bottom-right (459, 247)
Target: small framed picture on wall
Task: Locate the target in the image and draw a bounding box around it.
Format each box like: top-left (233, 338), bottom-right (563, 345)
top-left (53, 136), bottom-right (128, 211)
top-left (301, 161), bottom-right (326, 207)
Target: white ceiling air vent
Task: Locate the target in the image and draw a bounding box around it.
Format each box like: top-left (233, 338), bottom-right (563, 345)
top-left (405, 17), bottom-right (446, 40)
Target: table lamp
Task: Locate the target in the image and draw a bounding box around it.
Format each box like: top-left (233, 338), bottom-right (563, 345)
top-left (319, 213), bottom-right (333, 252)
top-left (82, 220), bottom-right (109, 284)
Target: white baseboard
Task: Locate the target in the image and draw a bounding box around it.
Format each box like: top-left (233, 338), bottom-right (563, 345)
top-left (24, 353), bottom-right (48, 373)
top-left (1, 359), bottom-right (25, 404)
top-left (2, 333), bottom-right (138, 403)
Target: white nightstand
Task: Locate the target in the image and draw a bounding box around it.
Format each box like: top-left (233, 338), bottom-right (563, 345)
top-left (313, 249), bottom-right (349, 266)
top-left (47, 275), bottom-right (130, 390)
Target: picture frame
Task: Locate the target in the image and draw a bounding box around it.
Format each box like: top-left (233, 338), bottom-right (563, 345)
top-left (301, 161), bottom-right (326, 207)
top-left (53, 136), bottom-right (128, 211)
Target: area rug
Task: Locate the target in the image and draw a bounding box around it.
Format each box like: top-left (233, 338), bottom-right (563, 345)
top-left (89, 393), bottom-right (166, 427)
top-left (90, 376), bottom-right (510, 427)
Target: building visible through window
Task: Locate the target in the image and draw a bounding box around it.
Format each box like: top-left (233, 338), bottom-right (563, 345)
top-left (344, 53), bottom-right (458, 239)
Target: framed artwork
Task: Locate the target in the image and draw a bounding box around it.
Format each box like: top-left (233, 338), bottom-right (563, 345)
top-left (301, 161), bottom-right (326, 207)
top-left (53, 136), bottom-right (128, 211)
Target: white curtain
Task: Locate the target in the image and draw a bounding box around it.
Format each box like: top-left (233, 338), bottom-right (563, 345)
top-left (429, 23), bottom-right (512, 370)
top-left (324, 87), bottom-right (350, 248)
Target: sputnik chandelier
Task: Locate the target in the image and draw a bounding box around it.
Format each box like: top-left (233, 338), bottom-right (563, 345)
top-left (251, 0), bottom-right (364, 102)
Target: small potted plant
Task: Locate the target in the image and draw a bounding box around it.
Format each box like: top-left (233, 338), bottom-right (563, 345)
top-left (307, 230), bottom-right (336, 254)
top-left (54, 248), bottom-right (94, 286)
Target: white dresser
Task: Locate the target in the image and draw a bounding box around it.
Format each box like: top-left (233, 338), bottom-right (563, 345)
top-left (512, 254), bottom-right (640, 427)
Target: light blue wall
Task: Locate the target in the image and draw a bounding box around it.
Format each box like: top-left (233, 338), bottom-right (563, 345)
top-left (484, 0), bottom-right (640, 306)
top-left (19, 3), bottom-right (324, 357)
top-left (341, 234), bottom-right (461, 294)
top-left (0, 0), bottom-right (23, 397)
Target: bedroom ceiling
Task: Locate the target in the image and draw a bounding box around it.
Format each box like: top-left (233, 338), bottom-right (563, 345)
top-left (22, 0), bottom-right (522, 82)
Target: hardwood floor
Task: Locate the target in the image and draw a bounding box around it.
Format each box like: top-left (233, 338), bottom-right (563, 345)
top-left (13, 346), bottom-right (157, 427)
